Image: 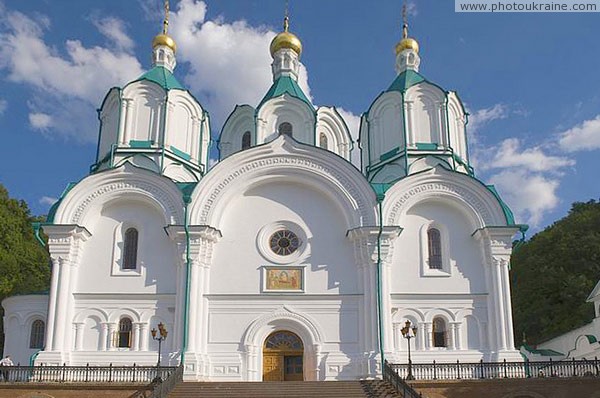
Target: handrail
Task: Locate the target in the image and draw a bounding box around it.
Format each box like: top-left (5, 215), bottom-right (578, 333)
top-left (383, 360), bottom-right (423, 398)
top-left (388, 357), bottom-right (600, 380)
top-left (147, 364), bottom-right (183, 398)
top-left (0, 364), bottom-right (179, 383)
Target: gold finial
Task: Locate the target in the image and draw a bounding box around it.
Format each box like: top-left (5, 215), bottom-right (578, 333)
top-left (269, 4), bottom-right (302, 57)
top-left (163, 0), bottom-right (170, 35)
top-left (152, 0), bottom-right (177, 52)
top-left (395, 1), bottom-right (419, 55)
top-left (402, 3), bottom-right (408, 39)
top-left (283, 16), bottom-right (289, 32)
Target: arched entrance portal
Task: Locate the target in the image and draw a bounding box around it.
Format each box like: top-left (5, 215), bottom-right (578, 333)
top-left (263, 331), bottom-right (304, 381)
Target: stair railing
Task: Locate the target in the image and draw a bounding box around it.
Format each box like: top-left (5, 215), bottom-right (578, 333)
top-left (383, 360), bottom-right (423, 398)
top-left (146, 364), bottom-right (183, 398)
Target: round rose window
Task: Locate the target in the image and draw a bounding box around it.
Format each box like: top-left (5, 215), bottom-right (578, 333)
top-left (269, 230), bottom-right (301, 256)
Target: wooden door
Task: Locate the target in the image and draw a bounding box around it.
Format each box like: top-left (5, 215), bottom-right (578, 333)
top-left (284, 355), bottom-right (303, 381)
top-left (263, 331), bottom-right (304, 382)
top-left (263, 353), bottom-right (283, 381)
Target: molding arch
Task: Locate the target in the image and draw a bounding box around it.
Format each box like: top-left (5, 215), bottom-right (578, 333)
top-left (424, 307), bottom-right (456, 323)
top-left (241, 305), bottom-right (325, 381)
top-left (392, 308), bottom-right (426, 323)
top-left (190, 135), bottom-right (377, 229)
top-left (73, 308), bottom-right (109, 324)
top-left (383, 166), bottom-right (508, 229)
top-left (53, 163), bottom-right (184, 226)
top-left (242, 305), bottom-right (324, 348)
top-left (108, 308), bottom-right (141, 324)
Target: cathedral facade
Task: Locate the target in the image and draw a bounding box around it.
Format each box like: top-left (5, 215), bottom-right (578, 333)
top-left (2, 10), bottom-right (525, 382)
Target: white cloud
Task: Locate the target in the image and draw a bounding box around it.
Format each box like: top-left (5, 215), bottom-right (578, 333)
top-left (557, 115), bottom-right (600, 152)
top-left (482, 138), bottom-right (575, 173)
top-left (29, 112), bottom-right (53, 130)
top-left (0, 7), bottom-right (143, 141)
top-left (468, 104), bottom-right (574, 227)
top-left (92, 17), bottom-right (135, 52)
top-left (489, 170), bottom-right (560, 227)
top-left (39, 196), bottom-right (58, 206)
top-left (467, 103), bottom-right (508, 138)
top-left (170, 0), bottom-right (312, 129)
top-left (0, 98), bottom-right (6, 115)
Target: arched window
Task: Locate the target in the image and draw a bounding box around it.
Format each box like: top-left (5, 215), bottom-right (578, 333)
top-left (29, 320), bottom-right (45, 349)
top-left (242, 131), bottom-right (251, 150)
top-left (278, 122), bottom-right (293, 137)
top-left (118, 318), bottom-right (133, 348)
top-left (123, 228), bottom-right (138, 270)
top-left (319, 132), bottom-right (328, 149)
top-left (432, 317), bottom-right (447, 348)
top-left (427, 228), bottom-right (442, 269)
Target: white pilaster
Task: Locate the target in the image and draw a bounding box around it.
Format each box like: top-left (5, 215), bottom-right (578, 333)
top-left (37, 225), bottom-right (91, 365)
top-left (100, 323), bottom-right (109, 351)
top-left (474, 226), bottom-right (523, 361)
top-left (166, 225), bottom-right (222, 379)
top-left (108, 323), bottom-right (117, 350)
top-left (74, 322), bottom-right (84, 351)
top-left (347, 226), bottom-right (401, 375)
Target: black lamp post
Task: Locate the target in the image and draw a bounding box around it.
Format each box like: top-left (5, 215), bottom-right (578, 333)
top-left (151, 322), bottom-right (168, 368)
top-left (401, 320), bottom-right (418, 380)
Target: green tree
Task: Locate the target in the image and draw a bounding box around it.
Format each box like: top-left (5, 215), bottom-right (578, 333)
top-left (511, 199), bottom-right (600, 345)
top-left (0, 184), bottom-right (51, 354)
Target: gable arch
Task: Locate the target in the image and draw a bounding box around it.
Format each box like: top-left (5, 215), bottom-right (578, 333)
top-left (190, 135), bottom-right (377, 230)
top-left (383, 167), bottom-right (508, 229)
top-left (53, 163), bottom-right (184, 227)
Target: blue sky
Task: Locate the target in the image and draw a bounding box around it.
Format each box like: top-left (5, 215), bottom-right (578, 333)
top-left (0, 0), bottom-right (598, 231)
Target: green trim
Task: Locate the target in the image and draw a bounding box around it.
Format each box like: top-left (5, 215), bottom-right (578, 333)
top-left (257, 76), bottom-right (312, 110)
top-left (46, 182), bottom-right (77, 223)
top-left (387, 69), bottom-right (425, 92)
top-left (415, 142), bottom-right (438, 150)
top-left (170, 146), bottom-right (191, 161)
top-left (380, 147), bottom-right (400, 162)
top-left (376, 199), bottom-right (385, 368)
top-left (178, 182), bottom-right (197, 365)
top-left (32, 222), bottom-right (46, 248)
top-left (486, 185), bottom-right (517, 225)
top-left (522, 343), bottom-right (563, 357)
top-left (135, 66), bottom-right (185, 90)
top-left (129, 140), bottom-right (154, 149)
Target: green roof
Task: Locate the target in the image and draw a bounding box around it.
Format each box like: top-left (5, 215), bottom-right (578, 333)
top-left (486, 184), bottom-right (517, 226)
top-left (258, 76), bottom-right (312, 110)
top-left (387, 69), bottom-right (425, 92)
top-left (136, 66), bottom-right (185, 90)
top-left (522, 344), bottom-right (564, 357)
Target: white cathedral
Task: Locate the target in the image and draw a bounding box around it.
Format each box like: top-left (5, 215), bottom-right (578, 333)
top-left (2, 9), bottom-right (526, 382)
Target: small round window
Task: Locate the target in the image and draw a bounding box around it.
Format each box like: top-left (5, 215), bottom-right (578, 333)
top-left (269, 230), bottom-right (301, 256)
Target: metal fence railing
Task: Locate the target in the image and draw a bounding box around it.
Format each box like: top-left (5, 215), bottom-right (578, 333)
top-left (388, 358), bottom-right (600, 380)
top-left (0, 364), bottom-right (179, 384)
top-left (383, 360), bottom-right (423, 397)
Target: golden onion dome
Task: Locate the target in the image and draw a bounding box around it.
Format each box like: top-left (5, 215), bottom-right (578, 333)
top-left (152, 33), bottom-right (177, 53)
top-left (270, 16), bottom-right (302, 57)
top-left (395, 37), bottom-right (419, 55)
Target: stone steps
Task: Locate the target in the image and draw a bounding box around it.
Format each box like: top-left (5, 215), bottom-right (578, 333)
top-left (168, 380), bottom-right (403, 398)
